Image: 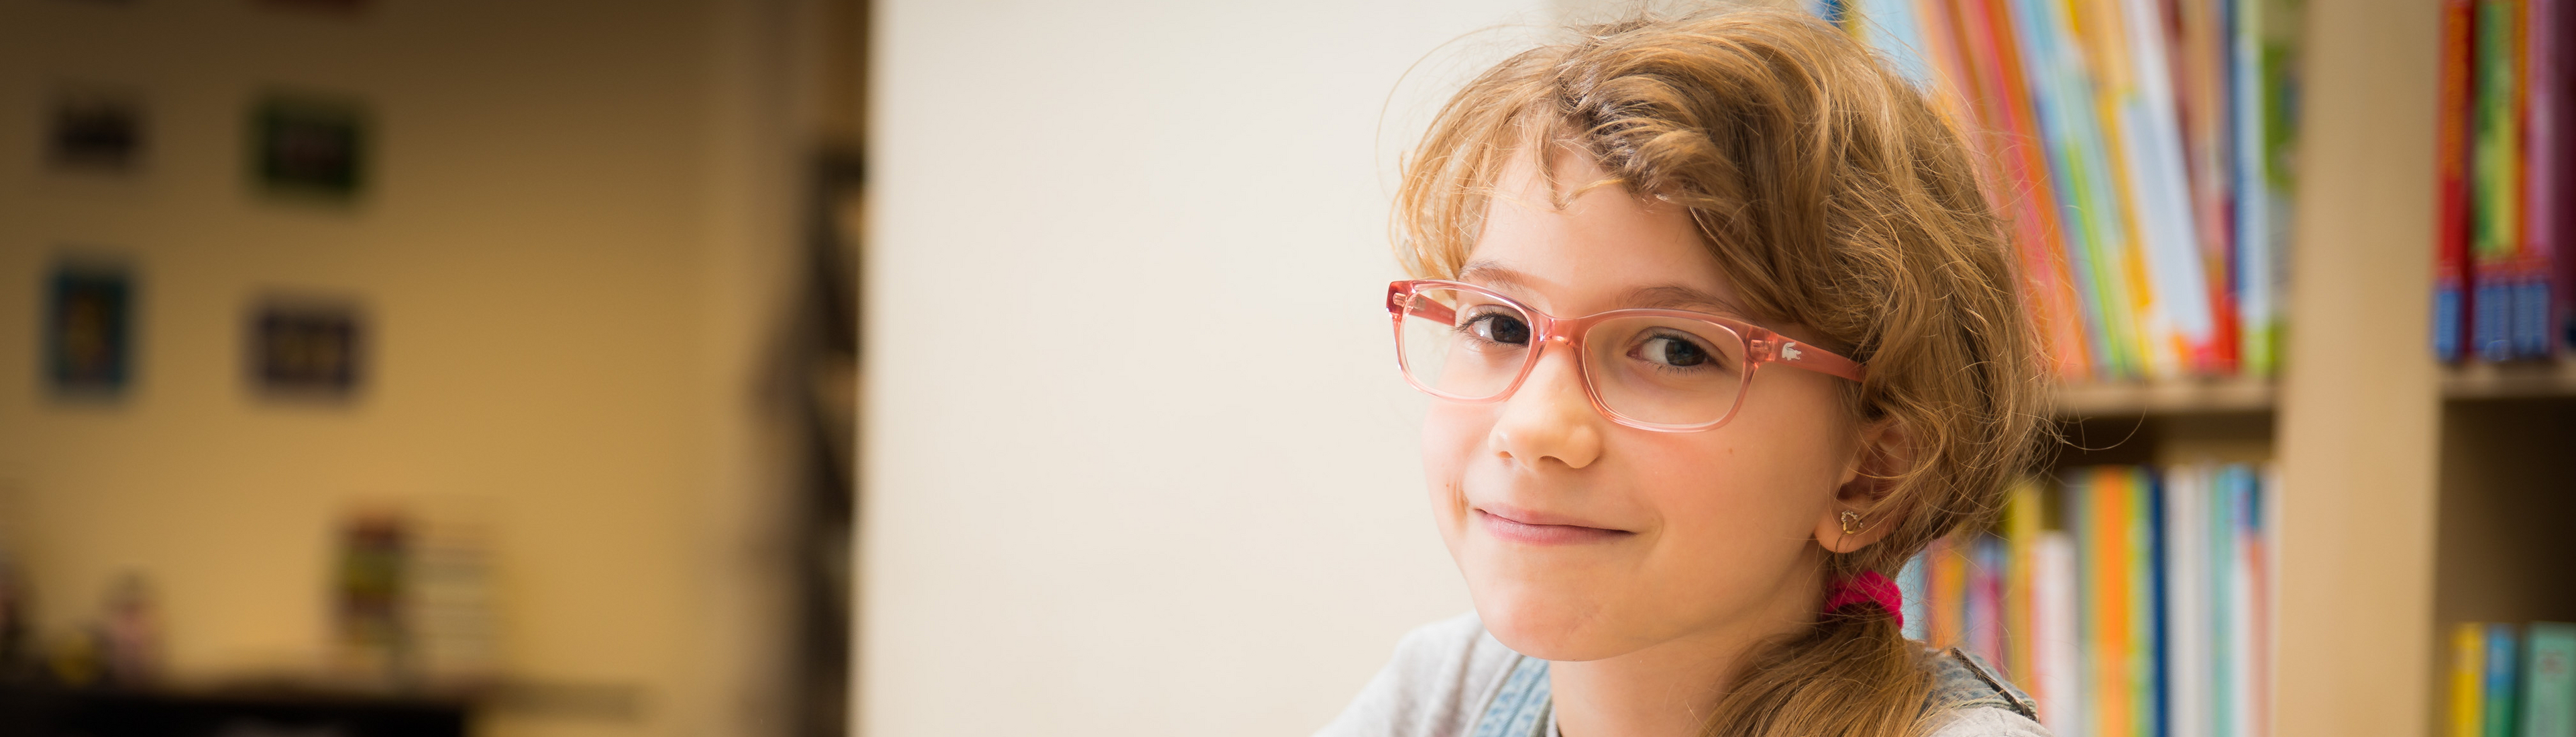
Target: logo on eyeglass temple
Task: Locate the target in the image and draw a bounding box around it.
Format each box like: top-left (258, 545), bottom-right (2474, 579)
top-left (1781, 343), bottom-right (1804, 361)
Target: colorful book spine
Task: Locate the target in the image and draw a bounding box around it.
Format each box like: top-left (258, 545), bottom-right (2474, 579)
top-left (2468, 623), bottom-right (2500, 737)
top-left (2475, 0), bottom-right (2528, 361)
top-left (2528, 622), bottom-right (2576, 737)
top-left (2524, 0), bottom-right (2567, 358)
top-left (1907, 464), bottom-right (2277, 737)
top-left (2165, 465), bottom-right (2209, 737)
top-left (2235, 0), bottom-right (2301, 376)
top-left (2174, 0), bottom-right (2241, 375)
top-left (2443, 0), bottom-right (2483, 361)
top-left (1966, 0), bottom-right (2096, 379)
top-left (2036, 530), bottom-right (2084, 735)
top-left (1971, 535), bottom-right (2008, 662)
top-left (2131, 466), bottom-right (2162, 737)
top-left (1866, 0), bottom-right (2299, 379)
top-left (1933, 534), bottom-right (1971, 647)
top-left (2114, 0), bottom-right (2222, 375)
top-left (1900, 550), bottom-right (1931, 642)
top-left (2008, 479), bottom-right (2043, 683)
top-left (2498, 625), bottom-right (2529, 737)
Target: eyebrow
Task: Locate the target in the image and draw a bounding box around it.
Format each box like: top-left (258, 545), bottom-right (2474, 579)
top-left (1456, 260), bottom-right (1748, 316)
top-left (1621, 285), bottom-right (1747, 315)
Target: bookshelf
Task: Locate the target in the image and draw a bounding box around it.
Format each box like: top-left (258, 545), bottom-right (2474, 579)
top-left (2226, 2), bottom-right (2571, 737)
top-left (2439, 360), bottom-right (2576, 399)
top-left (2037, 3), bottom-right (2570, 736)
top-left (2054, 379), bottom-right (2278, 416)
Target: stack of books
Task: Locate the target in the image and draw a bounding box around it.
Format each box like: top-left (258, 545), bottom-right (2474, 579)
top-left (2435, 0), bottom-right (2576, 362)
top-left (1830, 0), bottom-right (2302, 381)
top-left (2453, 622), bottom-right (2576, 737)
top-left (1899, 464), bottom-right (2277, 737)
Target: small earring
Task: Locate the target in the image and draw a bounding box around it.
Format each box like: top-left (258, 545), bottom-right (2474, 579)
top-left (1839, 509), bottom-right (1868, 536)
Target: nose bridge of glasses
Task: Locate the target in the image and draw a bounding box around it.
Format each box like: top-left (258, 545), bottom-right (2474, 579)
top-left (1515, 332), bottom-right (1587, 395)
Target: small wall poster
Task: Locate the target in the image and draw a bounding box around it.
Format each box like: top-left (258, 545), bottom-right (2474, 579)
top-left (44, 260), bottom-right (135, 398)
top-left (251, 297), bottom-right (363, 399)
top-left (251, 93), bottom-right (368, 203)
top-left (47, 86), bottom-right (146, 175)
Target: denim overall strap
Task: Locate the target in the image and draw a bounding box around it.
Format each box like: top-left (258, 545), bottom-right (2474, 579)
top-left (1923, 647), bottom-right (2039, 720)
top-left (1469, 655), bottom-right (1553, 737)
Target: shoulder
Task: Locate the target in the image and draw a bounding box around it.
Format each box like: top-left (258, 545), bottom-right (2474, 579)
top-left (1923, 706), bottom-right (2052, 737)
top-left (1919, 648), bottom-right (2049, 737)
top-left (1315, 611), bottom-right (1523, 737)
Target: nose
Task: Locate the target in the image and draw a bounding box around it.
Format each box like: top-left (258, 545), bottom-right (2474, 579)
top-left (1491, 337), bottom-right (1603, 470)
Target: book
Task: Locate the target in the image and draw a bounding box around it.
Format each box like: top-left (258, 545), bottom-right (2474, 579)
top-left (2497, 624), bottom-right (2528, 737)
top-left (2475, 0), bottom-right (2528, 361)
top-left (2463, 622), bottom-right (2496, 737)
top-left (2524, 0), bottom-right (2567, 358)
top-left (2164, 466), bottom-right (2206, 737)
top-left (2442, 0), bottom-right (2482, 360)
top-left (1904, 464), bottom-right (2276, 736)
top-left (2112, 0), bottom-right (2222, 375)
top-left (2528, 622), bottom-right (2576, 737)
top-left (2035, 530), bottom-right (2082, 734)
top-left (1900, 548), bottom-right (1931, 642)
top-left (2234, 0), bottom-right (2302, 377)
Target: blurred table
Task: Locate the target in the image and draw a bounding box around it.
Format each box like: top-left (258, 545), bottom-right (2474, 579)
top-left (0, 685), bottom-right (468, 737)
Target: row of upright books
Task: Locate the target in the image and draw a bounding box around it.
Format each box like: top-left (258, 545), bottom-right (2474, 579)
top-left (1825, 0), bottom-right (2301, 381)
top-left (2451, 622), bottom-right (2576, 737)
top-left (1900, 464), bottom-right (2276, 737)
top-left (2435, 0), bottom-right (2576, 361)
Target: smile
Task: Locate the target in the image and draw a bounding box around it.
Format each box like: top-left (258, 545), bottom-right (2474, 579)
top-left (1472, 506), bottom-right (1633, 545)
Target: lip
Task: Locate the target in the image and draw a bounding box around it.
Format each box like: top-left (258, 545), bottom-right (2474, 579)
top-left (1473, 505), bottom-right (1633, 546)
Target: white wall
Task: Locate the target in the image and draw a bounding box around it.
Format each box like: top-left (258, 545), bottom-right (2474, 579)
top-left (863, 1), bottom-right (1560, 734)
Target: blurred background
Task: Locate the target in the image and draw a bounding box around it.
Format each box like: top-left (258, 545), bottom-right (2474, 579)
top-left (1, 0), bottom-right (2568, 736)
top-left (0, 0), bottom-right (1524, 734)
top-left (2, 0), bottom-right (879, 734)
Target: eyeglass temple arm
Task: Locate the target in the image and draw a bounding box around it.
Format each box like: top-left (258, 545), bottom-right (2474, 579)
top-left (1756, 334), bottom-right (1868, 383)
top-left (1387, 287), bottom-right (1456, 324)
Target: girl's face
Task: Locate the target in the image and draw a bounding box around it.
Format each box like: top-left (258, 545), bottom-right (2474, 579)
top-left (1424, 150), bottom-right (1869, 662)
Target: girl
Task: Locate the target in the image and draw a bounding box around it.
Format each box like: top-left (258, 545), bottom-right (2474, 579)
top-left (1323, 9), bottom-right (2049, 737)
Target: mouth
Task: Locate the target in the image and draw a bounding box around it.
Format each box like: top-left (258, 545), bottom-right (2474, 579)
top-left (1472, 505), bottom-right (1634, 546)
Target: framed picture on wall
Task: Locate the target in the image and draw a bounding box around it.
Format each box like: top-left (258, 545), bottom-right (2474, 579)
top-left (44, 258), bottom-right (136, 399)
top-left (250, 92), bottom-right (369, 203)
top-left (46, 85), bottom-right (147, 176)
top-left (249, 295), bottom-right (364, 400)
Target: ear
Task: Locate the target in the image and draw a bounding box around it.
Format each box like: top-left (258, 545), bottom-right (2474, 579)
top-left (1815, 416), bottom-right (1912, 554)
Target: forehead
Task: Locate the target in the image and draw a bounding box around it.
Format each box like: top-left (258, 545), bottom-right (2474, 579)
top-left (1466, 148), bottom-right (1740, 315)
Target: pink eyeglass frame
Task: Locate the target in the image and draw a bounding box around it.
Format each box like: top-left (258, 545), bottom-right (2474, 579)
top-left (1385, 279), bottom-right (1868, 432)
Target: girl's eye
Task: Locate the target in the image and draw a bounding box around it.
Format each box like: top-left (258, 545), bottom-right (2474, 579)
top-left (1633, 334), bottom-right (1712, 368)
top-left (1461, 311), bottom-right (1532, 345)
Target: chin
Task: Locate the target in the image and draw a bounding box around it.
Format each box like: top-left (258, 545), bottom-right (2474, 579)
top-left (1459, 556), bottom-right (1637, 662)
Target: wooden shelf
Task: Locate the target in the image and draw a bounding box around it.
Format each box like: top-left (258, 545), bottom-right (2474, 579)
top-left (2052, 377), bottom-right (2278, 417)
top-left (2440, 360), bottom-right (2576, 399)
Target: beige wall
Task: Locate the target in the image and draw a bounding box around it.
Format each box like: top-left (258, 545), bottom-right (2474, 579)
top-left (862, 1), bottom-right (1553, 734)
top-left (0, 0), bottom-right (816, 735)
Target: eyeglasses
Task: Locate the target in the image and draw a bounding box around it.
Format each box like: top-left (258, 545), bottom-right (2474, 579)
top-left (1385, 279), bottom-right (1867, 432)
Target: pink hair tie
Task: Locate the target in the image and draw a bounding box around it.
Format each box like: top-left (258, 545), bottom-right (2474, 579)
top-left (1823, 570), bottom-right (1904, 628)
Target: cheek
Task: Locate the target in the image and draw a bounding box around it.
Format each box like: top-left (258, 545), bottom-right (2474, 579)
top-left (1651, 395), bottom-right (1856, 536)
top-left (1420, 403), bottom-right (1492, 541)
top-left (1633, 432), bottom-right (1835, 550)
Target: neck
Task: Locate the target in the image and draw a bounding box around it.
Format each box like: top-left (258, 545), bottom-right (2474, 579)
top-left (1546, 566), bottom-right (1825, 737)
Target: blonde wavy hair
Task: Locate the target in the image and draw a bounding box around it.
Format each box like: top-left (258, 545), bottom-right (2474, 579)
top-left (1396, 8), bottom-right (2049, 737)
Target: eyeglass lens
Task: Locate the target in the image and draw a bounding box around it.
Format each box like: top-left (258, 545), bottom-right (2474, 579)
top-left (1397, 287), bottom-right (1750, 426)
